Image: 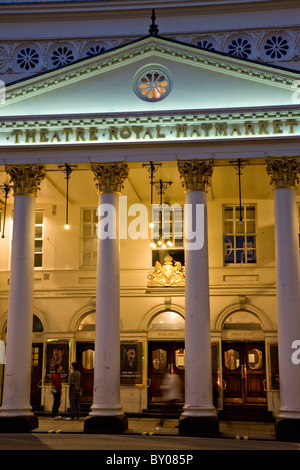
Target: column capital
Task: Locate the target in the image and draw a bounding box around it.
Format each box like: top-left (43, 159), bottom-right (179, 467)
top-left (5, 164), bottom-right (46, 197)
top-left (265, 157), bottom-right (300, 189)
top-left (177, 159), bottom-right (214, 192)
top-left (90, 161), bottom-right (129, 194)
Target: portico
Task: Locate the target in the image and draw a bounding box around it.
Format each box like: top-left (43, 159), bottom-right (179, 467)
top-left (0, 33), bottom-right (299, 439)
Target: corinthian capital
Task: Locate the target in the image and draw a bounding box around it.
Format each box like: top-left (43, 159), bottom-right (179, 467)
top-left (90, 161), bottom-right (129, 194)
top-left (177, 159), bottom-right (214, 192)
top-left (5, 164), bottom-right (46, 197)
top-left (266, 157), bottom-right (300, 189)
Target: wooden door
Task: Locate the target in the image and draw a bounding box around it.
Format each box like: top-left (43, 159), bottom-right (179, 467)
top-left (31, 343), bottom-right (43, 408)
top-left (148, 341), bottom-right (185, 406)
top-left (76, 342), bottom-right (95, 404)
top-left (222, 342), bottom-right (267, 405)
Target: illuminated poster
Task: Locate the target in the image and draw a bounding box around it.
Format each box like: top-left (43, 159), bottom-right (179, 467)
top-left (45, 340), bottom-right (69, 383)
top-left (120, 342), bottom-right (143, 385)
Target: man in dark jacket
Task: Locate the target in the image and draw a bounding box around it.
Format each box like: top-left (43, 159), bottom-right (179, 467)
top-left (66, 361), bottom-right (81, 420)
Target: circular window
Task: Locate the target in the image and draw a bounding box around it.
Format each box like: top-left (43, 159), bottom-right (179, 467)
top-left (133, 66), bottom-right (172, 102)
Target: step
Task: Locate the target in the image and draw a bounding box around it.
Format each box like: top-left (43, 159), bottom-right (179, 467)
top-left (218, 405), bottom-right (275, 422)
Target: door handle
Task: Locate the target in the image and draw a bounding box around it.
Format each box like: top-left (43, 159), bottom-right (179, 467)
top-left (241, 364), bottom-right (247, 378)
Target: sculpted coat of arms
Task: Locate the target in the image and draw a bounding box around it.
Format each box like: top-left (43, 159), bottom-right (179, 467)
top-left (147, 255), bottom-right (185, 287)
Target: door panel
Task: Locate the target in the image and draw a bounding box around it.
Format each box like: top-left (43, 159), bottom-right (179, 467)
top-left (31, 343), bottom-right (43, 407)
top-left (76, 342), bottom-right (95, 403)
top-left (148, 341), bottom-right (185, 406)
top-left (222, 342), bottom-right (267, 405)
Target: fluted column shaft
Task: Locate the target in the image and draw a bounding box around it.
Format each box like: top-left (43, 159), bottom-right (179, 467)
top-left (177, 160), bottom-right (217, 435)
top-left (266, 157), bottom-right (300, 421)
top-left (0, 165), bottom-right (45, 421)
top-left (85, 161), bottom-right (128, 433)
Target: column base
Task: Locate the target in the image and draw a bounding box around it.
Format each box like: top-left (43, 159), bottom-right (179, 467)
top-left (276, 418), bottom-right (300, 442)
top-left (179, 415), bottom-right (219, 437)
top-left (84, 415), bottom-right (128, 434)
top-left (0, 415), bottom-right (38, 433)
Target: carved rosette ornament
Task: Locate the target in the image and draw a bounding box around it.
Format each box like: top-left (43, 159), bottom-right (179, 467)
top-left (5, 164), bottom-right (46, 197)
top-left (266, 157), bottom-right (300, 189)
top-left (91, 161), bottom-right (129, 194)
top-left (177, 159), bottom-right (214, 192)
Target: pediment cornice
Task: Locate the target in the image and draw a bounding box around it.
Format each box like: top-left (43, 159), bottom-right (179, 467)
top-left (4, 35), bottom-right (299, 106)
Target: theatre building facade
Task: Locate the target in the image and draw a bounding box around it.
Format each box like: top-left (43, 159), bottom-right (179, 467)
top-left (0, 0), bottom-right (300, 440)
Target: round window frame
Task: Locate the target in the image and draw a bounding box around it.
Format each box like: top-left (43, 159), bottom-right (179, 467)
top-left (133, 65), bottom-right (173, 103)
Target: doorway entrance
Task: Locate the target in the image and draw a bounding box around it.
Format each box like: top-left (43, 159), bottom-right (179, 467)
top-left (31, 343), bottom-right (43, 409)
top-left (148, 341), bottom-right (185, 407)
top-left (221, 341), bottom-right (270, 421)
top-left (76, 342), bottom-right (95, 404)
top-left (222, 341), bottom-right (267, 404)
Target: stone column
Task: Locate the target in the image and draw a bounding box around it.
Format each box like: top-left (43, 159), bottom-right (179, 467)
top-left (266, 157), bottom-right (300, 442)
top-left (177, 159), bottom-right (218, 437)
top-left (84, 161), bottom-right (129, 434)
top-left (0, 164), bottom-right (46, 432)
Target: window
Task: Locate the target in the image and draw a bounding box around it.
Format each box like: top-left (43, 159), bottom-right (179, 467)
top-left (81, 208), bottom-right (98, 267)
top-left (151, 204), bottom-right (184, 266)
top-left (223, 205), bottom-right (256, 264)
top-left (133, 65), bottom-right (172, 102)
top-left (34, 210), bottom-right (44, 268)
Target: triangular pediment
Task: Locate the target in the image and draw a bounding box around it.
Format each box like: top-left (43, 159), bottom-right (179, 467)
top-left (1, 35), bottom-right (299, 118)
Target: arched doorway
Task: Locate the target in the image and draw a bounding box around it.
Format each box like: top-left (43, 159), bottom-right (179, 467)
top-left (219, 309), bottom-right (271, 421)
top-left (147, 311), bottom-right (185, 409)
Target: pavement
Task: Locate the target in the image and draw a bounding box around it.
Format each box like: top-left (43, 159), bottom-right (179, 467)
top-left (0, 415), bottom-right (299, 455)
top-left (33, 414), bottom-right (277, 440)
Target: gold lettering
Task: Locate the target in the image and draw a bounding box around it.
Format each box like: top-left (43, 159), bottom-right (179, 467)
top-left (259, 121), bottom-right (269, 135)
top-left (39, 128), bottom-right (49, 143)
top-left (76, 128), bottom-right (85, 142)
top-left (120, 127), bottom-right (132, 139)
top-left (89, 127), bottom-right (98, 141)
top-left (51, 131), bottom-right (61, 142)
top-left (231, 125), bottom-right (241, 136)
top-left (189, 126), bottom-right (201, 137)
top-left (273, 120), bottom-right (283, 134)
top-left (143, 128), bottom-right (153, 139)
top-left (156, 125), bottom-right (165, 138)
top-left (244, 122), bottom-right (255, 135)
top-left (132, 126), bottom-right (144, 139)
top-left (286, 120), bottom-right (297, 134)
top-left (201, 123), bottom-right (212, 137)
top-left (11, 129), bottom-right (23, 144)
top-left (109, 127), bottom-right (119, 140)
top-left (215, 123), bottom-right (227, 136)
top-left (176, 124), bottom-right (187, 138)
top-left (62, 128), bottom-right (73, 142)
top-left (25, 129), bottom-right (36, 143)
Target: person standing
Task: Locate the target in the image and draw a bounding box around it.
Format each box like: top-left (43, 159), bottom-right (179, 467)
top-left (51, 364), bottom-right (62, 419)
top-left (66, 361), bottom-right (81, 420)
